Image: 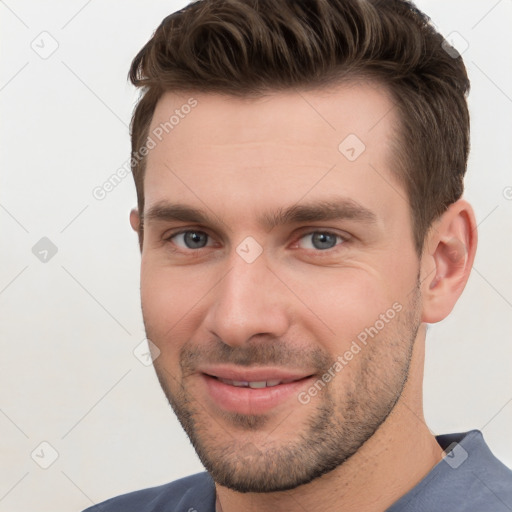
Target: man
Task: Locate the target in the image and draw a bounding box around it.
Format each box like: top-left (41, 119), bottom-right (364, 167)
top-left (85, 0), bottom-right (512, 510)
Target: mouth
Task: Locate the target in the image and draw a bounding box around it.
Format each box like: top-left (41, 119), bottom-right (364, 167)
top-left (199, 367), bottom-right (316, 415)
top-left (212, 376), bottom-right (306, 388)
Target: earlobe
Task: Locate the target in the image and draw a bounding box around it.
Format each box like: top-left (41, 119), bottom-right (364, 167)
top-left (420, 199), bottom-right (478, 324)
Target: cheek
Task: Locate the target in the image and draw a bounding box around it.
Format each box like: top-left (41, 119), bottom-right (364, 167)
top-left (278, 263), bottom-right (404, 345)
top-left (140, 263), bottom-right (207, 351)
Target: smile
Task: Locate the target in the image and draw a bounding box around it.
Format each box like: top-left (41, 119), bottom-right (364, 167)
top-left (216, 377), bottom-right (299, 388)
top-left (199, 368), bottom-right (316, 415)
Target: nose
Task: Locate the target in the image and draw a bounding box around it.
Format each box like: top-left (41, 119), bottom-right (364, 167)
top-left (203, 251), bottom-right (290, 347)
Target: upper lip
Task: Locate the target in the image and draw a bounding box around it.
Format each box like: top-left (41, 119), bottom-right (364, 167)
top-left (200, 365), bottom-right (314, 383)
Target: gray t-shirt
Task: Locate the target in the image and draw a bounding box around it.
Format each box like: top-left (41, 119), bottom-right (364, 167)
top-left (84, 430), bottom-right (512, 511)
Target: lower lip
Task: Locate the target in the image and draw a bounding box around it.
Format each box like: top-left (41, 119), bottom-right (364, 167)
top-left (202, 374), bottom-right (313, 415)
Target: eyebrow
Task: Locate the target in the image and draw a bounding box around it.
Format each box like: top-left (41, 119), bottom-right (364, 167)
top-left (143, 198), bottom-right (377, 231)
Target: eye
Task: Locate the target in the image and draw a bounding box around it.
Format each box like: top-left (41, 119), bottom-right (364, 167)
top-left (297, 231), bottom-right (346, 251)
top-left (168, 230), bottom-right (212, 250)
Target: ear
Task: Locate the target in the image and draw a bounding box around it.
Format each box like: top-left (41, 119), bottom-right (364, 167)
top-left (130, 207), bottom-right (143, 251)
top-left (420, 199), bottom-right (478, 324)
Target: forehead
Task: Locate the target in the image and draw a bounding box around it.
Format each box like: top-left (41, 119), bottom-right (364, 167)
top-left (143, 83), bottom-right (405, 228)
top-left (148, 82), bottom-right (398, 155)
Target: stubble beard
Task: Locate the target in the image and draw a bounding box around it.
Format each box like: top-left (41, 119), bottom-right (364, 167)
top-left (148, 286), bottom-right (421, 493)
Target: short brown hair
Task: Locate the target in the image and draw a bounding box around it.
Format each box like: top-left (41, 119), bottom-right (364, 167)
top-left (128, 0), bottom-right (470, 256)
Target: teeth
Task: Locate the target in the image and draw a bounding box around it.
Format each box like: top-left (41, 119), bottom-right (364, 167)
top-left (218, 378), bottom-right (283, 388)
top-left (248, 381), bottom-right (267, 389)
top-left (219, 378), bottom-right (249, 387)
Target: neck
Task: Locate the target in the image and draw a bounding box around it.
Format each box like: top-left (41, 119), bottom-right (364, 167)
top-left (215, 324), bottom-right (444, 512)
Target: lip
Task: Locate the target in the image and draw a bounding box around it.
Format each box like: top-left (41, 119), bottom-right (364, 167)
top-left (200, 365), bottom-right (313, 383)
top-left (199, 365), bottom-right (315, 415)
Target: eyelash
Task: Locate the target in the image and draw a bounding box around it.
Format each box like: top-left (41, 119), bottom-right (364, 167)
top-left (163, 229), bottom-right (349, 254)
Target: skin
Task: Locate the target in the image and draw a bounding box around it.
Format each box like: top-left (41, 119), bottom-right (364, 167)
top-left (130, 82), bottom-right (478, 512)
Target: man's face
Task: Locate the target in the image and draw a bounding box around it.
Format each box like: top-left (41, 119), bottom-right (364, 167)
top-left (137, 83), bottom-right (423, 492)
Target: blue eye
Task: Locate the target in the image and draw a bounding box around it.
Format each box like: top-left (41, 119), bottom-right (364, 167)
top-left (298, 232), bottom-right (344, 250)
top-left (171, 230), bottom-right (210, 249)
top-left (166, 230), bottom-right (346, 253)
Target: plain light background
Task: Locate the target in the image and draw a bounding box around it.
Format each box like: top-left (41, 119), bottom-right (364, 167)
top-left (1, 1), bottom-right (511, 511)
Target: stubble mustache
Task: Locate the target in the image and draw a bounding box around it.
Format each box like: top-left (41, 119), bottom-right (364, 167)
top-left (178, 336), bottom-right (333, 378)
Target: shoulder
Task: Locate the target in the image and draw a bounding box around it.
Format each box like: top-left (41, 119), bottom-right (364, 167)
top-left (82, 472), bottom-right (216, 512)
top-left (389, 430), bottom-right (512, 512)
top-left (439, 430), bottom-right (512, 507)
